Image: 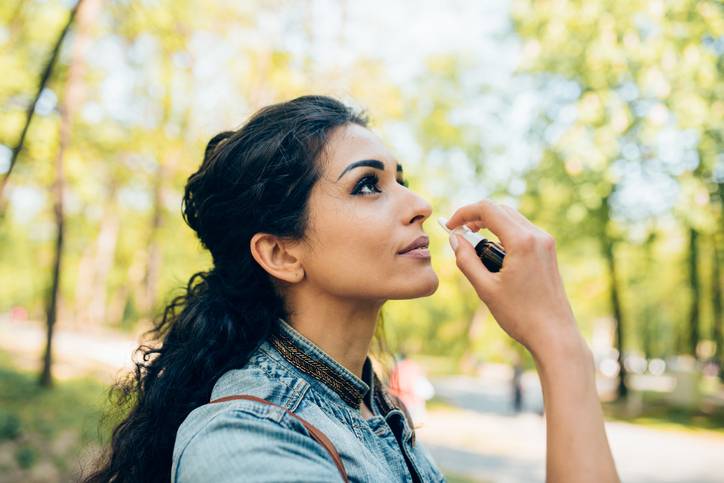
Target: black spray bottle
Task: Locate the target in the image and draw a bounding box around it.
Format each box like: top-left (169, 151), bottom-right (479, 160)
top-left (438, 217), bottom-right (506, 272)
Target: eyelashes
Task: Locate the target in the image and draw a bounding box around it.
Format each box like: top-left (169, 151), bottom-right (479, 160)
top-left (352, 173), bottom-right (408, 195)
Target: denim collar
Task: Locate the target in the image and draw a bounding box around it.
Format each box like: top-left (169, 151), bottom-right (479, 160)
top-left (269, 318), bottom-right (395, 414)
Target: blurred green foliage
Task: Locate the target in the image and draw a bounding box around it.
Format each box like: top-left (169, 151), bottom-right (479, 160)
top-left (0, 2), bottom-right (722, 480)
top-left (511, 0), bottom-right (722, 369)
top-left (0, 0), bottom-right (721, 376)
top-left (603, 391), bottom-right (724, 435)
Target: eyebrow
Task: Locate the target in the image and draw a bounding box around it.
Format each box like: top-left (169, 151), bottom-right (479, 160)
top-left (336, 159), bottom-right (404, 181)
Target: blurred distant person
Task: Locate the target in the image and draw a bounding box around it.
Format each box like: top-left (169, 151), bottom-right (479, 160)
top-left (9, 305), bottom-right (28, 322)
top-left (389, 352), bottom-right (435, 424)
top-left (511, 354), bottom-right (524, 413)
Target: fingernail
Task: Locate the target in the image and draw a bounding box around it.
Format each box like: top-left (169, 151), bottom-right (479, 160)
top-left (448, 234), bottom-right (458, 251)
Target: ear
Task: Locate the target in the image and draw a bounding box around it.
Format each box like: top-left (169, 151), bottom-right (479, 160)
top-left (249, 232), bottom-right (305, 284)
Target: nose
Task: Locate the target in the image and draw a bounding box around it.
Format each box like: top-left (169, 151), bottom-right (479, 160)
top-left (404, 190), bottom-right (432, 225)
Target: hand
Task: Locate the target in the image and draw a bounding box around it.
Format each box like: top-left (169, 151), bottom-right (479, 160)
top-left (446, 200), bottom-right (583, 360)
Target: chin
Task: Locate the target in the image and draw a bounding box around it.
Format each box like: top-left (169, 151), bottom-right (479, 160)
top-left (423, 274), bottom-right (440, 296)
top-left (394, 272), bottom-right (439, 299)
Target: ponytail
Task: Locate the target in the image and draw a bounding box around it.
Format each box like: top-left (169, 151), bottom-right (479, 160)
top-left (82, 265), bottom-right (282, 482)
top-left (81, 95), bottom-right (368, 482)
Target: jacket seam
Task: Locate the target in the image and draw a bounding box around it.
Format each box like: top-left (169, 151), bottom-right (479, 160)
top-left (242, 349), bottom-right (306, 412)
top-left (258, 345), bottom-right (358, 418)
top-left (253, 348), bottom-right (363, 441)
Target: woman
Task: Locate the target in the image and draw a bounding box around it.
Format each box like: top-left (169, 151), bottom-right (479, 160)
top-left (83, 95), bottom-right (618, 482)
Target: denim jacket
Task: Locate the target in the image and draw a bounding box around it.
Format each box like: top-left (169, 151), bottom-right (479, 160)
top-left (171, 318), bottom-right (446, 482)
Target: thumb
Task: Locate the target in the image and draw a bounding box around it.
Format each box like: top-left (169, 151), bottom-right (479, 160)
top-left (449, 233), bottom-right (494, 299)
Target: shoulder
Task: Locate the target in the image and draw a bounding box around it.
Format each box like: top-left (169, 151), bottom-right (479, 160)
top-left (172, 344), bottom-right (340, 482)
top-left (211, 341), bottom-right (311, 409)
top-left (172, 400), bottom-right (341, 483)
top-left (174, 342), bottom-right (309, 451)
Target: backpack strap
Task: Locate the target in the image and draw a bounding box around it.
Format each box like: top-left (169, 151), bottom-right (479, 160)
top-left (208, 394), bottom-right (348, 482)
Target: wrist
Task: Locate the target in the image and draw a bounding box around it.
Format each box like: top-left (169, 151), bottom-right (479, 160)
top-left (530, 329), bottom-right (594, 380)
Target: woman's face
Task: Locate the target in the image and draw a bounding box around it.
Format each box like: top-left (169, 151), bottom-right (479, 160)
top-left (298, 123), bottom-right (439, 302)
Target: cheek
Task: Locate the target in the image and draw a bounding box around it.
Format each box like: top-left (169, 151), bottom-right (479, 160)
top-left (317, 229), bottom-right (393, 279)
top-left (305, 219), bottom-right (397, 291)
top-left (306, 238), bottom-right (438, 299)
top-left (318, 202), bottom-right (394, 260)
top-left (303, 193), bottom-right (436, 297)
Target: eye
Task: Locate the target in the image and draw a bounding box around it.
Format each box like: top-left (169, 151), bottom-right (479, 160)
top-left (352, 174), bottom-right (382, 195)
top-left (351, 173), bottom-right (408, 195)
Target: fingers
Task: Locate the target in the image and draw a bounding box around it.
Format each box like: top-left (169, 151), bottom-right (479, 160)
top-left (464, 221), bottom-right (485, 232)
top-left (449, 233), bottom-right (496, 300)
top-left (446, 200), bottom-right (520, 247)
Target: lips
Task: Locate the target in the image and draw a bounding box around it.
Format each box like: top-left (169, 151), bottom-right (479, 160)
top-left (398, 235), bottom-right (430, 254)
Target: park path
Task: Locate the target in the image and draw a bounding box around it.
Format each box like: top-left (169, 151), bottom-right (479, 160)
top-left (0, 317), bottom-right (138, 382)
top-left (2, 317), bottom-right (724, 482)
top-left (416, 375), bottom-right (724, 483)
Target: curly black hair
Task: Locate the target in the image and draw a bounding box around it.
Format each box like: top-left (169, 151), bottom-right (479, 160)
top-left (81, 95), bottom-right (369, 483)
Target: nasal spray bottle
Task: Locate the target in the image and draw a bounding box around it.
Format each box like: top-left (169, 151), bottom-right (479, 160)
top-left (438, 217), bottom-right (506, 272)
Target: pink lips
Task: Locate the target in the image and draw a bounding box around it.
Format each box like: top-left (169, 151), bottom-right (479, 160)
top-left (399, 247), bottom-right (431, 258)
top-left (398, 236), bottom-right (430, 258)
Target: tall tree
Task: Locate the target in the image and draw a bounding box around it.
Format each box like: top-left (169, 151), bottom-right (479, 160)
top-left (512, 0), bottom-right (722, 397)
top-left (0, 0), bottom-right (83, 215)
top-left (713, 237), bottom-right (723, 379)
top-left (686, 227), bottom-right (700, 356)
top-left (39, 0), bottom-right (97, 387)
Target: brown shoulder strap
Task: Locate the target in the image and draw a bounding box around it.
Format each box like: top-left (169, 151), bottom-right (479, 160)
top-left (209, 394), bottom-right (348, 482)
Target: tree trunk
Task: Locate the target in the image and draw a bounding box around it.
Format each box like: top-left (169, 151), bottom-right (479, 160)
top-left (716, 182), bottom-right (724, 380)
top-left (135, 50), bottom-right (194, 323)
top-left (39, 151), bottom-right (65, 388)
top-left (73, 180), bottom-right (119, 326)
top-left (713, 232), bottom-right (723, 380)
top-left (640, 231), bottom-right (657, 360)
top-left (0, 0), bottom-right (83, 214)
top-left (106, 283), bottom-right (131, 327)
top-left (599, 196), bottom-right (627, 399)
top-left (139, 163), bottom-right (165, 319)
top-left (74, 242), bottom-right (96, 325)
top-left (602, 234), bottom-right (627, 399)
top-left (38, 0), bottom-right (97, 387)
top-left (687, 227), bottom-right (700, 358)
top-left (88, 184), bottom-right (120, 325)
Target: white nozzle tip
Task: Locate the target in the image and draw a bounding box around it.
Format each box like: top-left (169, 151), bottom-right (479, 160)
top-left (437, 217), bottom-right (451, 233)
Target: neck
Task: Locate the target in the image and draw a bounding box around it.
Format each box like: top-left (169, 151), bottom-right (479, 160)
top-left (284, 288), bottom-right (383, 379)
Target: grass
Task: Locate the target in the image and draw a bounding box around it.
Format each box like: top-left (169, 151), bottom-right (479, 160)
top-left (426, 383), bottom-right (724, 438)
top-left (0, 349), bottom-right (111, 482)
top-left (427, 395), bottom-right (463, 412)
top-left (443, 471), bottom-right (489, 483)
top-left (602, 390), bottom-right (724, 436)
